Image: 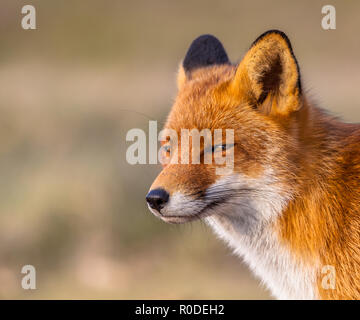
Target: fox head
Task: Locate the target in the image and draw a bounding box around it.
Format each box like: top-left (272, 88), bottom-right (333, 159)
top-left (146, 30), bottom-right (304, 228)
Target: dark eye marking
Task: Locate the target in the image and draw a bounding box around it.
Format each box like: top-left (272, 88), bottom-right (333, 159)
top-left (202, 143), bottom-right (235, 155)
top-left (162, 145), bottom-right (171, 153)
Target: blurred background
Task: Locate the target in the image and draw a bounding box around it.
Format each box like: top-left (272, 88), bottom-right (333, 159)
top-left (0, 0), bottom-right (359, 299)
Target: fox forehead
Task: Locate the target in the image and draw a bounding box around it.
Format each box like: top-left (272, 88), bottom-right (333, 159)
top-left (166, 64), bottom-right (245, 131)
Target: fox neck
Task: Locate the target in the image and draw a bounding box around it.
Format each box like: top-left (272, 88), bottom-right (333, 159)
top-left (206, 101), bottom-right (360, 299)
top-left (278, 107), bottom-right (360, 300)
top-left (206, 214), bottom-right (319, 299)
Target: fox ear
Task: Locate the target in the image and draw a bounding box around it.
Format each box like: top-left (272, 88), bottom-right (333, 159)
top-left (231, 30), bottom-right (302, 116)
top-left (182, 34), bottom-right (229, 73)
top-left (177, 35), bottom-right (229, 89)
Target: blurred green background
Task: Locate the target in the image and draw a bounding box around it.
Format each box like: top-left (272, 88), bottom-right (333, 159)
top-left (0, 0), bottom-right (359, 299)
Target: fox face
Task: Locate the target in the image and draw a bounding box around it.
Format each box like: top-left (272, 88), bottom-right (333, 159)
top-left (146, 31), bottom-right (302, 229)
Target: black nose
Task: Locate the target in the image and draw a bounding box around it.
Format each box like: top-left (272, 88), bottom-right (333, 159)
top-left (146, 188), bottom-right (169, 212)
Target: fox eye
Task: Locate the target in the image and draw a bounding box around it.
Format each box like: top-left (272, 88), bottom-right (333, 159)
top-left (162, 145), bottom-right (171, 155)
top-left (212, 144), bottom-right (227, 152)
top-left (211, 143), bottom-right (235, 154)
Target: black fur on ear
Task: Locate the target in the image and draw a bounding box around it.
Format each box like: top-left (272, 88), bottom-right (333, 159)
top-left (183, 34), bottom-right (229, 73)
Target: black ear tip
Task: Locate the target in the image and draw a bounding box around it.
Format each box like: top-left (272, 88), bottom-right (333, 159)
top-left (251, 29), bottom-right (293, 51)
top-left (183, 34), bottom-right (229, 72)
top-left (189, 34), bottom-right (223, 46)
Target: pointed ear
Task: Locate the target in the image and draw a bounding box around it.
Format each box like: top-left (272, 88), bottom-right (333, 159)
top-left (231, 30), bottom-right (302, 116)
top-left (182, 34), bottom-right (229, 76)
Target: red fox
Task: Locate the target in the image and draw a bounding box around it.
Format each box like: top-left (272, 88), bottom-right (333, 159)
top-left (145, 30), bottom-right (360, 300)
